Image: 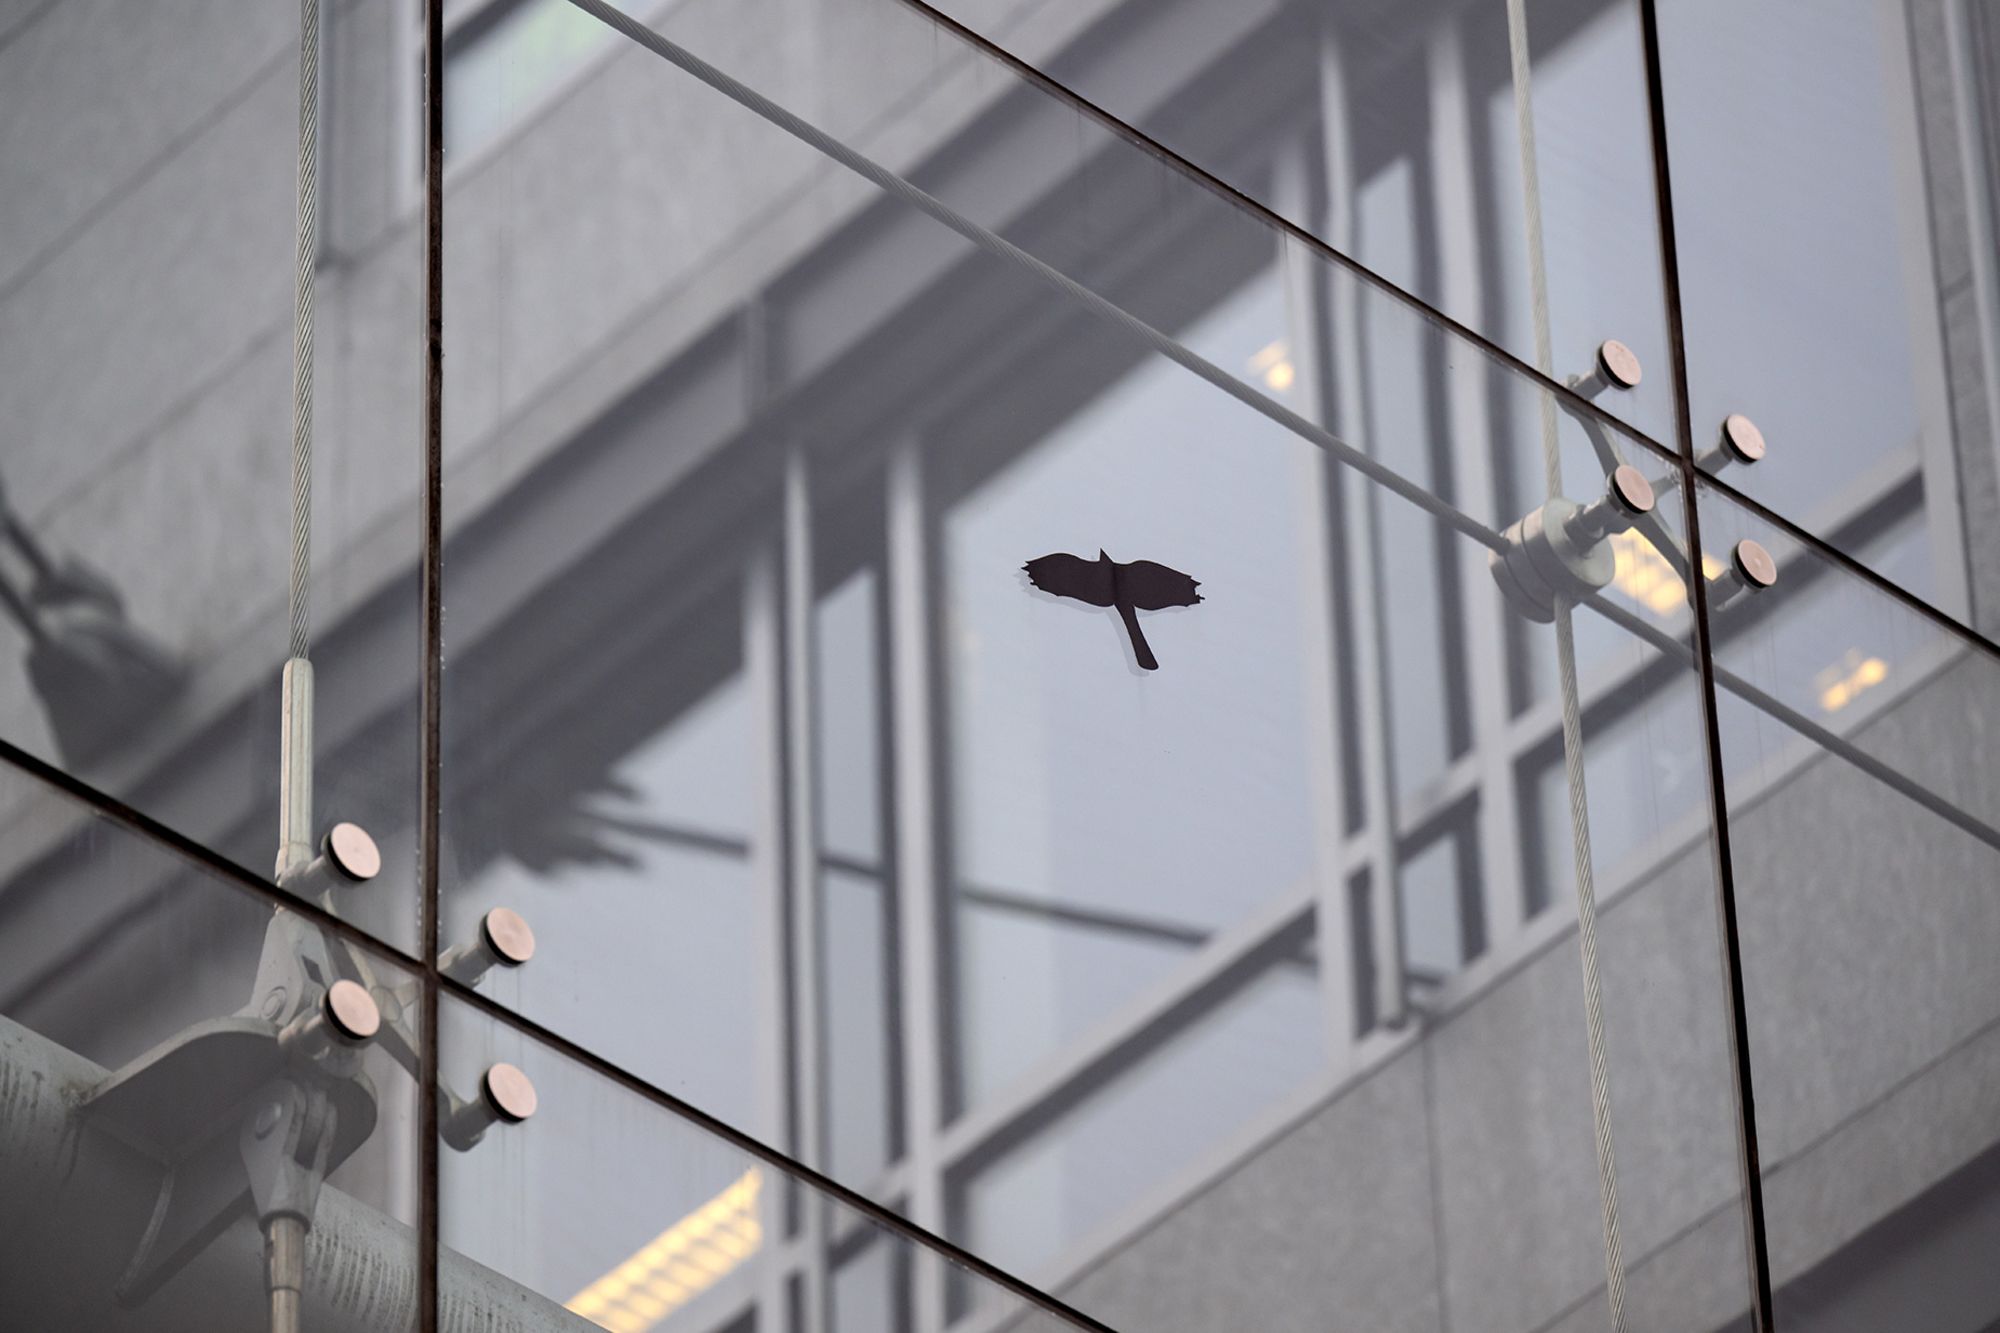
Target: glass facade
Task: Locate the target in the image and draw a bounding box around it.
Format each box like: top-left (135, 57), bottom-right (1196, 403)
top-left (2, 1), bottom-right (1998, 1330)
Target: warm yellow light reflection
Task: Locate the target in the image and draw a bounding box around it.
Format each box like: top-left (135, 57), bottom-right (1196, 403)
top-left (1610, 530), bottom-right (1685, 613)
top-left (1248, 339), bottom-right (1295, 393)
top-left (1608, 530), bottom-right (1726, 614)
top-left (1816, 650), bottom-right (1889, 713)
top-left (567, 1169), bottom-right (763, 1333)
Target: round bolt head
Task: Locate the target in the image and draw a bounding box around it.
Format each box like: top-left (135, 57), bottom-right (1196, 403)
top-left (1720, 413), bottom-right (1766, 464)
top-left (324, 979), bottom-right (382, 1043)
top-left (1597, 339), bottom-right (1643, 390)
top-left (482, 1063), bottom-right (538, 1123)
top-left (1608, 464), bottom-right (1655, 517)
top-left (323, 822), bottom-right (381, 882)
top-left (1732, 538), bottom-right (1778, 590)
top-left (481, 907), bottom-right (536, 967)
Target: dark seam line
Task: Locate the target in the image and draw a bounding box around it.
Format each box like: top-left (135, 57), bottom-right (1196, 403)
top-left (1688, 463), bottom-right (2000, 663)
top-left (0, 734), bottom-right (430, 973)
top-left (893, 0), bottom-right (2000, 665)
top-left (888, 0), bottom-right (1680, 459)
top-left (432, 970), bottom-right (1125, 1333)
top-left (417, 0), bottom-right (445, 1328)
top-left (1639, 4), bottom-right (1774, 1324)
top-left (1530, 1001), bottom-right (2000, 1333)
top-left (1588, 585), bottom-right (2000, 856)
top-left (0, 760), bottom-right (1115, 1326)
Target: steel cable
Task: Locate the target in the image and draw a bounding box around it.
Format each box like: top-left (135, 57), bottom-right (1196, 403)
top-left (290, 0), bottom-right (318, 664)
top-left (1505, 0), bottom-right (1629, 1324)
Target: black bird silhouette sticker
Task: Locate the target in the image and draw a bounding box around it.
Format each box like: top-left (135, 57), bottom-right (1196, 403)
top-left (1024, 549), bottom-right (1203, 671)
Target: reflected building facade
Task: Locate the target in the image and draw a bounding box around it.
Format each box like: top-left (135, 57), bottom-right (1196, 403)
top-left (2, 1), bottom-right (1998, 1331)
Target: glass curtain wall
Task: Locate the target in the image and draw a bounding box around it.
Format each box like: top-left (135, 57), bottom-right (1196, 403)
top-left (1, 1), bottom-right (1997, 1332)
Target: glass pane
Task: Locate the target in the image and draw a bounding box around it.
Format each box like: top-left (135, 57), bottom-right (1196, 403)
top-left (445, 0), bottom-right (621, 162)
top-left (939, 261), bottom-right (1325, 1103)
top-left (830, 1231), bottom-right (905, 1333)
top-left (1696, 479), bottom-right (2000, 1328)
top-left (438, 992), bottom-right (1081, 1333)
top-left (446, 605), bottom-right (768, 1132)
top-left (0, 755), bottom-right (421, 1329)
top-left (922, 0), bottom-right (1677, 440)
top-left (949, 922), bottom-right (1325, 1298)
top-left (1399, 825), bottom-right (1477, 982)
top-left (0, 1), bottom-right (423, 950)
top-left (1658, 0), bottom-right (2000, 624)
top-left (435, 2), bottom-right (1755, 1326)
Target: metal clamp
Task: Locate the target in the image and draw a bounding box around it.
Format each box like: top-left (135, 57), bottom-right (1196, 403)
top-left (1490, 465), bottom-right (1656, 623)
top-left (276, 822), bottom-right (382, 900)
top-left (1696, 413), bottom-right (1767, 474)
top-left (440, 907), bottom-right (537, 986)
top-left (441, 1062), bottom-right (540, 1150)
top-left (78, 819), bottom-right (442, 1308)
top-left (1491, 344), bottom-right (1780, 625)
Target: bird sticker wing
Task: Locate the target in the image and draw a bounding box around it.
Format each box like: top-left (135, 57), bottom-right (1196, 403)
top-left (1117, 559), bottom-right (1202, 610)
top-left (1024, 552), bottom-right (1116, 606)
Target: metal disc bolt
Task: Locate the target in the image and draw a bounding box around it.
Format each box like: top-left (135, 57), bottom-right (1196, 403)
top-left (1732, 538), bottom-right (1778, 590)
top-left (481, 1063), bottom-right (538, 1123)
top-left (480, 908), bottom-right (536, 967)
top-left (1608, 464), bottom-right (1655, 518)
top-left (323, 822), bottom-right (381, 882)
top-left (324, 979), bottom-right (382, 1044)
top-left (1720, 413), bottom-right (1766, 465)
top-left (1597, 339), bottom-right (1643, 390)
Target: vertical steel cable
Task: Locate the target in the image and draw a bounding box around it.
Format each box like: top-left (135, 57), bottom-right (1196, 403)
top-left (1504, 1), bottom-right (1629, 1325)
top-left (290, 0), bottom-right (318, 665)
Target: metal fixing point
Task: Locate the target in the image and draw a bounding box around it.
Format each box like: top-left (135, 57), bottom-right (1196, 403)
top-left (441, 907), bottom-right (537, 985)
top-left (1597, 339), bottom-right (1642, 390)
top-left (323, 979), bottom-right (382, 1043)
top-left (1720, 413), bottom-right (1766, 464)
top-left (442, 1062), bottom-right (539, 1149)
top-left (482, 1063), bottom-right (538, 1124)
top-left (1607, 464), bottom-right (1655, 519)
top-left (323, 822), bottom-right (381, 882)
top-left (1731, 538), bottom-right (1778, 590)
top-left (481, 907), bottom-right (536, 967)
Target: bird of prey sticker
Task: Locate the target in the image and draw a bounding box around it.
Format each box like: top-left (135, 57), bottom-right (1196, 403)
top-left (1023, 549), bottom-right (1203, 671)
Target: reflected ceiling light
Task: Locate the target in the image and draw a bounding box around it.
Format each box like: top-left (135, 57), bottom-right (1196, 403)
top-left (1609, 531), bottom-right (1686, 614)
top-left (1608, 531), bottom-right (1727, 615)
top-left (567, 1168), bottom-right (763, 1333)
top-left (1247, 339), bottom-right (1295, 393)
top-left (1816, 650), bottom-right (1889, 713)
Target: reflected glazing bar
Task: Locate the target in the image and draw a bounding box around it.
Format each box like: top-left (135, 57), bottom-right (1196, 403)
top-left (560, 0), bottom-right (1507, 560)
top-left (1580, 589), bottom-right (2000, 856)
top-left (561, 0), bottom-right (2000, 874)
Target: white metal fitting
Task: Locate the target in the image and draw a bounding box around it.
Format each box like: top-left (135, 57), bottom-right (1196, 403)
top-left (439, 907), bottom-right (537, 986)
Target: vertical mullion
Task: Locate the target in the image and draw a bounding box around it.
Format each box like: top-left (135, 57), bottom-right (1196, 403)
top-left (1426, 18), bottom-right (1528, 953)
top-left (1275, 134), bottom-right (1362, 1059)
top-left (782, 448), bottom-right (833, 1333)
top-left (416, 0), bottom-right (444, 1328)
top-left (745, 544), bottom-right (796, 1328)
top-left (416, 0), bottom-right (444, 1320)
top-left (1637, 3), bottom-right (1775, 1326)
top-left (886, 437), bottom-right (950, 1328)
top-left (1318, 22), bottom-right (1410, 1032)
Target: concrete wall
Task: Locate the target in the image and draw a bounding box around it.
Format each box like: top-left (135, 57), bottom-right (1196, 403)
top-left (1055, 647), bottom-right (2000, 1332)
